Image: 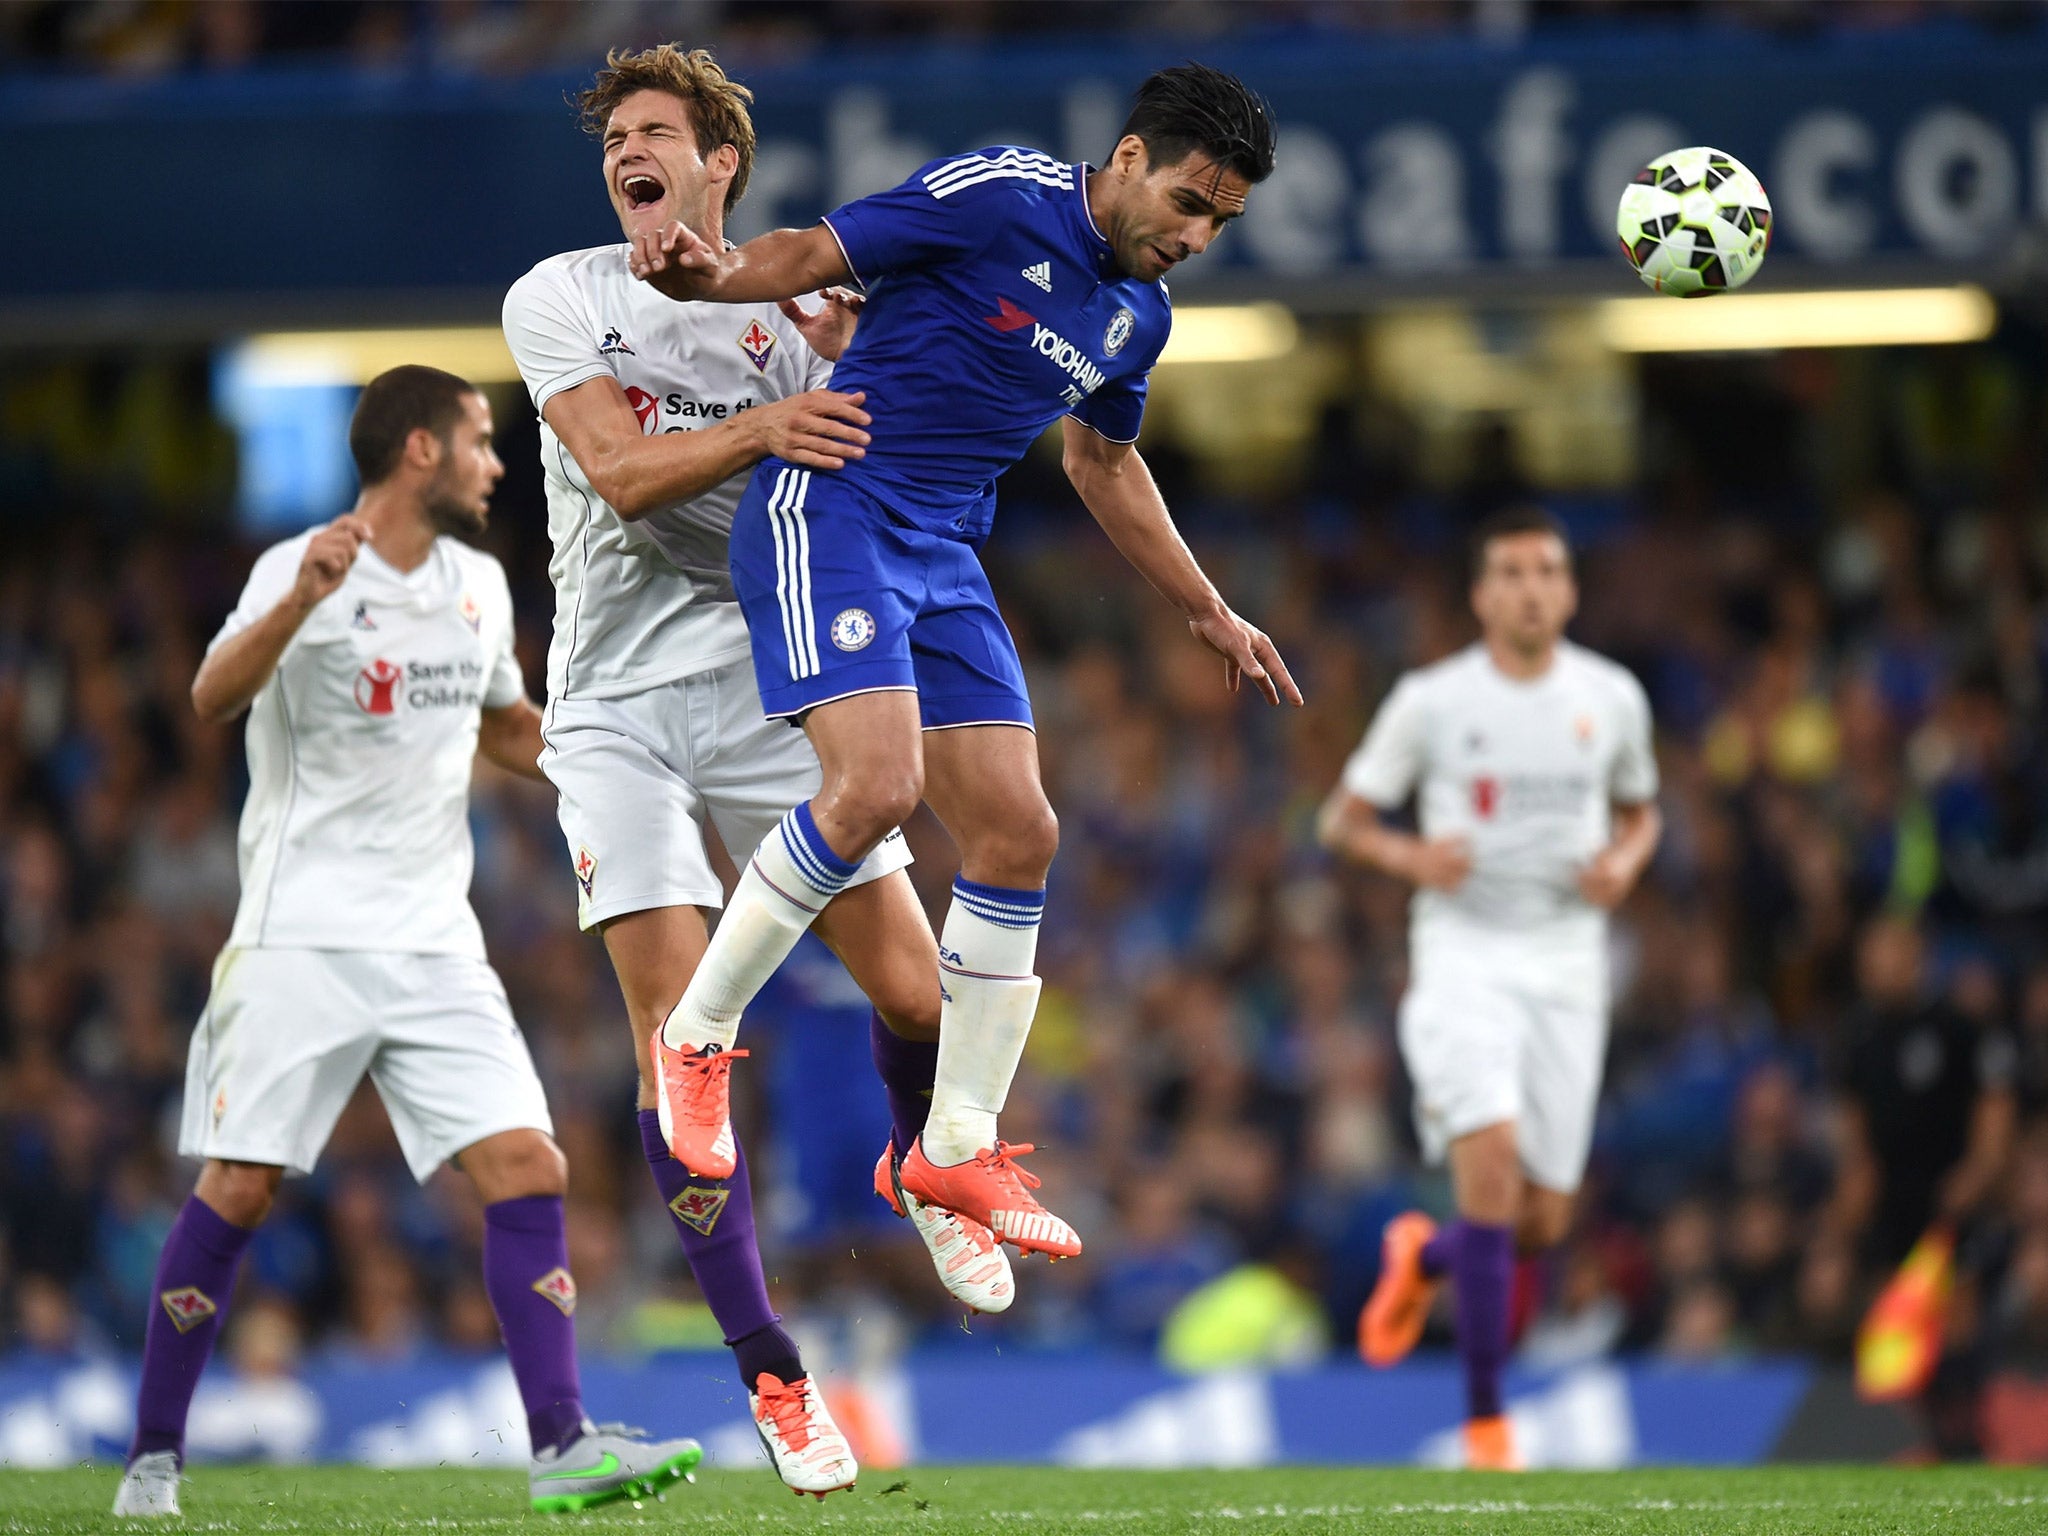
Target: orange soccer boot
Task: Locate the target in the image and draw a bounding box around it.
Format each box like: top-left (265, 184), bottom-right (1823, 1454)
top-left (1463, 1414), bottom-right (1523, 1471)
top-left (897, 1138), bottom-right (1081, 1258)
top-left (1359, 1211), bottom-right (1441, 1367)
top-left (648, 1035), bottom-right (746, 1178)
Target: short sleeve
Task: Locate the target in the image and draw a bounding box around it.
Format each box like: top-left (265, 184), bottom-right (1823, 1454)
top-left (480, 563), bottom-right (525, 710)
top-left (503, 261), bottom-right (610, 413)
top-left (1609, 671), bottom-right (1660, 804)
top-left (822, 151), bottom-right (1021, 285)
top-left (206, 539), bottom-right (304, 656)
top-left (1069, 370), bottom-right (1148, 445)
top-left (1340, 676), bottom-right (1428, 810)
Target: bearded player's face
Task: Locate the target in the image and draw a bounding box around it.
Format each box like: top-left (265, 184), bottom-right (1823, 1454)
top-left (1473, 531), bottom-right (1577, 653)
top-left (603, 89), bottom-right (728, 242)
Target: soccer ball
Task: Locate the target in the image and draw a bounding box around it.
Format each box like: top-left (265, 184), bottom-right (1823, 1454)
top-left (1616, 147), bottom-right (1772, 297)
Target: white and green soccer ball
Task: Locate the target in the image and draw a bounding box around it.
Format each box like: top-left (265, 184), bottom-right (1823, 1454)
top-left (1616, 147), bottom-right (1772, 297)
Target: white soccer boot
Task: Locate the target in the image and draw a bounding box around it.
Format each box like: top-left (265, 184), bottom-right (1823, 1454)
top-left (749, 1372), bottom-right (857, 1499)
top-left (112, 1450), bottom-right (181, 1517)
top-left (875, 1141), bottom-right (1015, 1312)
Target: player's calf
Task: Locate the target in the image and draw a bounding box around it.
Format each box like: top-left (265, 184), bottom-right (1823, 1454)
top-left (193, 1159), bottom-right (282, 1228)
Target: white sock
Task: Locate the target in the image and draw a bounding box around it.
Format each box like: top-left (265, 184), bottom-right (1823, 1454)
top-left (922, 878), bottom-right (1046, 1166)
top-left (661, 803), bottom-right (859, 1051)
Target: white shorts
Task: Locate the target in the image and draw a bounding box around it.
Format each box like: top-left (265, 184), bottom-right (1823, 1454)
top-left (540, 657), bottom-right (912, 931)
top-left (179, 948), bottom-right (554, 1184)
top-left (1398, 952), bottom-right (1608, 1194)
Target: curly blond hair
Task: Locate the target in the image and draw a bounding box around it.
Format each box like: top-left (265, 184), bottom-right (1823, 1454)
top-left (578, 45), bottom-right (756, 215)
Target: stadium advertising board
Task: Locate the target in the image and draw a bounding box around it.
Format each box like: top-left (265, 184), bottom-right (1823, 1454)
top-left (0, 1352), bottom-right (1865, 1469)
top-left (2, 28), bottom-right (2045, 316)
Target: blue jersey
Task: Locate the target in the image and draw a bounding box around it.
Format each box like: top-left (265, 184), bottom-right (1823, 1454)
top-left (816, 147), bottom-right (1173, 541)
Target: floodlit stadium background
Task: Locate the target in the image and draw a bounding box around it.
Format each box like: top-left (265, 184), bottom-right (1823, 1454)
top-left (5, 0), bottom-right (2048, 1470)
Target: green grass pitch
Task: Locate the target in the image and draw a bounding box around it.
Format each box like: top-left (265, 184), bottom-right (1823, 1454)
top-left (6, 1465), bottom-right (2047, 1535)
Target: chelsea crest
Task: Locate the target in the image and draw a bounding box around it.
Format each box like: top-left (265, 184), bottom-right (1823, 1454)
top-left (1103, 307), bottom-right (1136, 358)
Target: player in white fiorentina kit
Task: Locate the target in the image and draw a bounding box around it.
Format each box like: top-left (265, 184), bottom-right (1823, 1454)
top-left (1319, 508), bottom-right (1662, 1471)
top-left (113, 367), bottom-right (700, 1519)
top-left (501, 47), bottom-right (1009, 1498)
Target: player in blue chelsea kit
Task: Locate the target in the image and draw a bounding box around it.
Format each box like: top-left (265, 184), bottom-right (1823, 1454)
top-left (635, 66), bottom-right (1300, 1256)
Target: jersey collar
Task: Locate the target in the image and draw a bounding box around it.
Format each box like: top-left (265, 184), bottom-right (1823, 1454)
top-left (1076, 163), bottom-right (1117, 276)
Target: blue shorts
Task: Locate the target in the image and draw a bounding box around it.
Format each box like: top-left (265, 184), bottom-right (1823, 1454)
top-left (728, 463), bottom-right (1034, 730)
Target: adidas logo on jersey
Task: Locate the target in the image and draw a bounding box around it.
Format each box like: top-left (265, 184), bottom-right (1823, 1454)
top-left (1021, 260), bottom-right (1052, 292)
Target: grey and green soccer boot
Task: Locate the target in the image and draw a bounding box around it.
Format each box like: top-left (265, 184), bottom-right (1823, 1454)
top-left (529, 1422), bottom-right (703, 1512)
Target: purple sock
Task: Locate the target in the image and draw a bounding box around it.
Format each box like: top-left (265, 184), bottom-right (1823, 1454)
top-left (636, 1110), bottom-right (803, 1389)
top-left (1421, 1220), bottom-right (1458, 1280)
top-left (481, 1195), bottom-right (587, 1456)
top-left (869, 1010), bottom-right (939, 1159)
top-left (1452, 1221), bottom-right (1514, 1420)
top-left (128, 1195), bottom-right (255, 1466)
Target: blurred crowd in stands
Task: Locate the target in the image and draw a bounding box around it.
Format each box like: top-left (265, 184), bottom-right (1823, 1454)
top-left (4, 0), bottom-right (2041, 79)
top-left (6, 318), bottom-right (2048, 1467)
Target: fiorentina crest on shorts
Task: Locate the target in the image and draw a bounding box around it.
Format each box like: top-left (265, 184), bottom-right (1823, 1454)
top-left (574, 846), bottom-right (597, 898)
top-left (737, 319), bottom-right (777, 372)
top-left (670, 1185), bottom-right (730, 1235)
top-left (160, 1286), bottom-right (217, 1334)
top-left (531, 1267), bottom-right (578, 1315)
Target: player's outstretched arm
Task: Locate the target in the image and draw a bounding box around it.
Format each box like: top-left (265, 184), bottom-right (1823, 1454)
top-left (544, 375), bottom-right (870, 520)
top-left (478, 698), bottom-right (550, 784)
top-left (191, 515), bottom-right (368, 723)
top-left (1060, 419), bottom-right (1301, 707)
top-left (630, 222), bottom-right (852, 306)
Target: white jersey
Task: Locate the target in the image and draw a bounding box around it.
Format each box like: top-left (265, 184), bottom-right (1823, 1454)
top-left (1342, 641), bottom-right (1657, 949)
top-left (502, 245), bottom-right (834, 701)
top-left (212, 531), bottom-right (525, 957)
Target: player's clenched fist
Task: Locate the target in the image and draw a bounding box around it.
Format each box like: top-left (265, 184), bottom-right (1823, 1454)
top-left (749, 390), bottom-right (871, 472)
top-left (1576, 847), bottom-right (1635, 909)
top-left (628, 219), bottom-right (724, 301)
top-left (291, 515), bottom-right (369, 610)
top-left (1405, 836), bottom-right (1474, 893)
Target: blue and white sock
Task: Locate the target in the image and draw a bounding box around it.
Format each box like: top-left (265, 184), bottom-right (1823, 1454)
top-left (662, 803), bottom-right (859, 1052)
top-left (922, 878), bottom-right (1046, 1166)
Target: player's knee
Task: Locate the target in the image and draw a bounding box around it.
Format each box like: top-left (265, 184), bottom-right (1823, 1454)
top-left (509, 1134), bottom-right (570, 1199)
top-left (468, 1130), bottom-right (569, 1201)
top-left (197, 1161), bottom-right (279, 1228)
top-left (827, 770), bottom-right (923, 846)
top-left (964, 797), bottom-right (1058, 885)
top-left (1020, 799), bottom-right (1059, 871)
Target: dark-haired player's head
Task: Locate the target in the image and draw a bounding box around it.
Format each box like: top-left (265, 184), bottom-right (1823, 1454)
top-left (349, 365), bottom-right (503, 538)
top-left (580, 44), bottom-right (756, 245)
top-left (1470, 506), bottom-right (1576, 658)
top-left (1094, 62), bottom-right (1276, 283)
